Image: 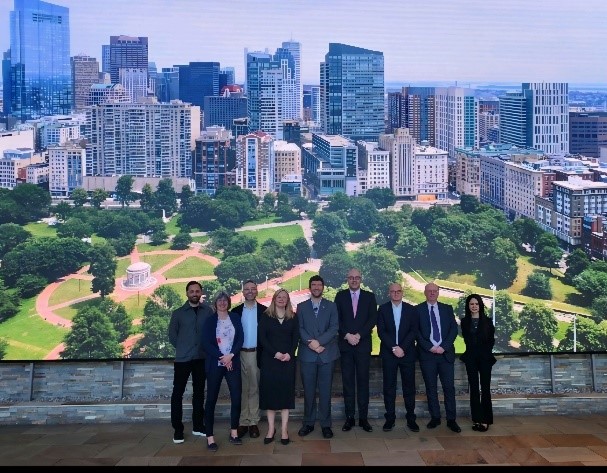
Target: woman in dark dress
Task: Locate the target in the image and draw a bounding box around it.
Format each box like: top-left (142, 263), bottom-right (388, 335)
top-left (459, 293), bottom-right (497, 432)
top-left (258, 288), bottom-right (299, 445)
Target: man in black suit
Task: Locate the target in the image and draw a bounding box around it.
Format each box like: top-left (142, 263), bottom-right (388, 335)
top-left (232, 279), bottom-right (267, 439)
top-left (415, 282), bottom-right (461, 433)
top-left (377, 283), bottom-right (419, 432)
top-left (335, 268), bottom-right (377, 433)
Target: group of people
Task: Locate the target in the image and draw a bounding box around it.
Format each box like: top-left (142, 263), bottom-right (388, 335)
top-left (168, 271), bottom-right (497, 451)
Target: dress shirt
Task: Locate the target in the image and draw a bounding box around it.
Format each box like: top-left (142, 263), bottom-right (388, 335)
top-left (392, 302), bottom-right (402, 346)
top-left (427, 303), bottom-right (442, 346)
top-left (241, 303), bottom-right (258, 349)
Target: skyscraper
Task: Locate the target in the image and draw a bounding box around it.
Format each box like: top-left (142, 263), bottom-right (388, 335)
top-left (177, 62), bottom-right (220, 110)
top-left (9, 0), bottom-right (72, 121)
top-left (320, 43), bottom-right (384, 141)
top-left (280, 40), bottom-right (302, 120)
top-left (71, 55), bottom-right (100, 111)
top-left (434, 86), bottom-right (478, 159)
top-left (109, 35), bottom-right (148, 85)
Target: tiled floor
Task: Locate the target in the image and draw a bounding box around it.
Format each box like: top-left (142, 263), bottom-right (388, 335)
top-left (2, 415), bottom-right (607, 466)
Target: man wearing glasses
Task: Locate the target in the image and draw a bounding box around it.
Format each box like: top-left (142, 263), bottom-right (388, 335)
top-left (334, 268), bottom-right (377, 433)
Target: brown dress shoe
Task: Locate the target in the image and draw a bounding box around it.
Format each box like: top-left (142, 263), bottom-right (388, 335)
top-left (237, 425), bottom-right (248, 438)
top-left (249, 425), bottom-right (260, 438)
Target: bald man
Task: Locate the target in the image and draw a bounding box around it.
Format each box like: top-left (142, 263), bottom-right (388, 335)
top-left (415, 282), bottom-right (461, 433)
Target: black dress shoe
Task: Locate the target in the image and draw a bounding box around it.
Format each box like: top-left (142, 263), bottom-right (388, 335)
top-left (472, 423), bottom-right (480, 431)
top-left (280, 437), bottom-right (290, 445)
top-left (447, 420), bottom-right (462, 433)
top-left (407, 420), bottom-right (420, 432)
top-left (322, 427), bottom-right (334, 438)
top-left (229, 435), bottom-right (243, 445)
top-left (237, 425), bottom-right (248, 438)
top-left (359, 419), bottom-right (373, 432)
top-left (477, 423), bottom-right (489, 432)
top-left (427, 418), bottom-right (441, 429)
top-left (342, 417), bottom-right (355, 432)
top-left (382, 420), bottom-right (395, 432)
top-left (263, 433), bottom-right (275, 444)
top-left (207, 442), bottom-right (218, 452)
top-left (298, 425), bottom-right (314, 437)
top-left (249, 425), bottom-right (260, 438)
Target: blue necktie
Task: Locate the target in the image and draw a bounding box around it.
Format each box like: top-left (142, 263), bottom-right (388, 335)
top-left (430, 306), bottom-right (440, 343)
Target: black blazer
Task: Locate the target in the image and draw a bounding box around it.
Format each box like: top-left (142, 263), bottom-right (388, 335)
top-left (415, 301), bottom-right (458, 363)
top-left (232, 301), bottom-right (267, 368)
top-left (377, 300), bottom-right (418, 363)
top-left (335, 288), bottom-right (377, 353)
top-left (459, 316), bottom-right (497, 366)
top-left (201, 312), bottom-right (244, 372)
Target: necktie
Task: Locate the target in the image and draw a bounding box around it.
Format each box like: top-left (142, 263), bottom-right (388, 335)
top-left (352, 292), bottom-right (358, 318)
top-left (430, 305), bottom-right (440, 343)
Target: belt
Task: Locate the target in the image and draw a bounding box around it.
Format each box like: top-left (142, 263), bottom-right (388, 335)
top-left (241, 347), bottom-right (256, 352)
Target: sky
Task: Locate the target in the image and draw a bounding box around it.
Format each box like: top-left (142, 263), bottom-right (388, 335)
top-left (0, 0), bottom-right (606, 85)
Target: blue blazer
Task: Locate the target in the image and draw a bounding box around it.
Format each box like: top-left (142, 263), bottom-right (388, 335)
top-left (415, 301), bottom-right (458, 363)
top-left (296, 298), bottom-right (340, 364)
top-left (201, 311), bottom-right (244, 372)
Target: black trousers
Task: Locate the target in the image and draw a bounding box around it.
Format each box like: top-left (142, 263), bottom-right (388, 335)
top-left (464, 357), bottom-right (494, 424)
top-left (340, 349), bottom-right (371, 420)
top-left (381, 356), bottom-right (416, 422)
top-left (204, 363), bottom-right (242, 436)
top-left (171, 359), bottom-right (206, 433)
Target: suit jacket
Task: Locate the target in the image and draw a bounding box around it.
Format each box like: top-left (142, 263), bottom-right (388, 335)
top-left (415, 301), bottom-right (458, 363)
top-left (296, 297), bottom-right (340, 364)
top-left (377, 300), bottom-right (418, 363)
top-left (201, 311), bottom-right (244, 372)
top-left (232, 301), bottom-right (267, 367)
top-left (459, 316), bottom-right (497, 366)
top-left (335, 288), bottom-right (378, 353)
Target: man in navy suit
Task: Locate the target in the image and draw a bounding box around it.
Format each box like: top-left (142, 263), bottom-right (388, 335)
top-left (334, 268), bottom-right (377, 433)
top-left (297, 275), bottom-right (340, 439)
top-left (377, 282), bottom-right (419, 432)
top-left (415, 282), bottom-right (461, 433)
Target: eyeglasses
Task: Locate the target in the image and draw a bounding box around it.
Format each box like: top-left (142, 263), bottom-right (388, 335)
top-left (347, 276), bottom-right (362, 281)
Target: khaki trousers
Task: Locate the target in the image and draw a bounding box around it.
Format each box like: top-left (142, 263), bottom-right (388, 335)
top-left (240, 350), bottom-right (260, 426)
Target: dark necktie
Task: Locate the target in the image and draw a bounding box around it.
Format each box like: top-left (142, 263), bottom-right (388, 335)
top-left (430, 306), bottom-right (440, 343)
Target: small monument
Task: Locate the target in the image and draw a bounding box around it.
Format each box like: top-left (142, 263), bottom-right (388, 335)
top-left (122, 261), bottom-right (156, 290)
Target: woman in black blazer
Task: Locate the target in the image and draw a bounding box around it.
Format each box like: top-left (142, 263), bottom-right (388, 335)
top-left (459, 293), bottom-right (496, 432)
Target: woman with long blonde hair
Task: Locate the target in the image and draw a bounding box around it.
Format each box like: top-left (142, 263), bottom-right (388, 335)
top-left (258, 288), bottom-right (299, 445)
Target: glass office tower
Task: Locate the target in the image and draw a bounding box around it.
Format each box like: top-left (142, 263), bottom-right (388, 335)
top-left (9, 0), bottom-right (72, 121)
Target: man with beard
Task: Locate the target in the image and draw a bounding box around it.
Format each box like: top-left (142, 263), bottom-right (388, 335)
top-left (168, 280), bottom-right (213, 444)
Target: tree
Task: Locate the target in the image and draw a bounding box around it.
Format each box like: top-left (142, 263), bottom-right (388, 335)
top-left (353, 244), bottom-right (401, 303)
top-left (518, 301), bottom-right (558, 352)
top-left (15, 274), bottom-right (47, 299)
top-left (347, 197), bottom-right (379, 238)
top-left (212, 200), bottom-right (247, 229)
top-left (130, 286), bottom-right (182, 358)
top-left (376, 211), bottom-right (405, 250)
top-left (179, 185), bottom-right (194, 211)
top-left (573, 269), bottom-right (607, 302)
top-left (98, 299), bottom-right (131, 342)
top-left (11, 183), bottom-right (51, 222)
top-left (0, 223), bottom-right (31, 258)
top-left (493, 290), bottom-right (519, 352)
top-left (53, 200), bottom-right (72, 222)
top-left (171, 231), bottom-right (192, 250)
top-left (0, 338), bottom-right (8, 360)
top-left (319, 249), bottom-right (354, 288)
top-left (115, 175), bottom-right (135, 208)
top-left (90, 188), bottom-right (108, 209)
top-left (88, 242), bottom-right (117, 298)
top-left (364, 187), bottom-right (396, 209)
top-left (56, 217), bottom-right (92, 240)
top-left (393, 226), bottom-right (427, 263)
top-left (0, 280), bottom-right (20, 320)
top-left (223, 233), bottom-right (257, 258)
top-left (537, 245), bottom-right (563, 274)
top-left (71, 188), bottom-right (89, 207)
top-left (107, 233), bottom-right (137, 257)
top-left (565, 249), bottom-right (590, 283)
top-left (214, 254), bottom-right (271, 285)
top-left (487, 237), bottom-right (519, 287)
top-left (154, 178), bottom-right (178, 216)
top-left (523, 271), bottom-right (552, 300)
top-left (558, 316), bottom-right (606, 352)
top-left (148, 219), bottom-right (168, 246)
top-left (325, 192), bottom-right (350, 213)
top-left (291, 237), bottom-right (311, 264)
top-left (262, 192), bottom-right (276, 215)
top-left (512, 217), bottom-right (544, 251)
top-left (179, 194), bottom-right (215, 231)
top-left (61, 306), bottom-right (123, 359)
top-left (139, 183), bottom-right (155, 213)
top-left (208, 227), bottom-right (236, 252)
top-left (312, 212), bottom-right (348, 257)
top-left (591, 296), bottom-right (607, 323)
top-left (260, 238), bottom-right (286, 265)
top-left (459, 194), bottom-right (481, 213)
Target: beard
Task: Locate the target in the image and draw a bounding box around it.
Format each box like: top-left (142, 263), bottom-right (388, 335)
top-left (188, 295), bottom-right (200, 305)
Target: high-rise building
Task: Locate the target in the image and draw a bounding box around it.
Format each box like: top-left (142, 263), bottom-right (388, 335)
top-left (88, 84), bottom-right (130, 106)
top-left (9, 0), bottom-right (72, 121)
top-left (320, 43), bottom-right (384, 141)
top-left (569, 111), bottom-right (607, 158)
top-left (401, 86), bottom-right (436, 146)
top-left (235, 130), bottom-right (274, 197)
top-left (273, 140), bottom-right (301, 191)
top-left (101, 45), bottom-right (110, 74)
top-left (386, 92), bottom-right (403, 133)
top-left (435, 86), bottom-right (478, 159)
top-left (71, 55), bottom-right (100, 111)
top-left (119, 67), bottom-right (149, 103)
top-left (155, 67), bottom-right (180, 103)
top-left (84, 99), bottom-right (200, 178)
top-left (178, 62), bottom-right (220, 109)
top-left (193, 126), bottom-right (233, 195)
top-left (203, 85), bottom-right (247, 129)
top-left (2, 50), bottom-right (12, 116)
top-left (280, 40), bottom-right (302, 120)
top-left (109, 35), bottom-right (148, 85)
top-left (219, 67), bottom-right (235, 89)
top-left (523, 82), bottom-right (569, 155)
top-left (499, 91), bottom-right (528, 148)
top-left (379, 127), bottom-right (416, 198)
top-left (479, 111), bottom-right (500, 143)
top-left (356, 140), bottom-right (390, 195)
top-left (49, 141), bottom-right (86, 197)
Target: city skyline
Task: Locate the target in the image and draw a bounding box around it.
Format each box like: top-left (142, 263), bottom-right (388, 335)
top-left (0, 0), bottom-right (606, 85)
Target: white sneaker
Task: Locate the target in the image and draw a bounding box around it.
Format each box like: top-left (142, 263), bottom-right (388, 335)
top-left (192, 430), bottom-right (207, 437)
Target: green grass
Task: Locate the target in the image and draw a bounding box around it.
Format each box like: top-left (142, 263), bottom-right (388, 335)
top-left (280, 271), bottom-right (318, 291)
top-left (139, 254), bottom-right (180, 273)
top-left (240, 224), bottom-right (304, 246)
top-left (192, 235), bottom-right (210, 244)
top-left (0, 297), bottom-right (68, 360)
top-left (165, 217), bottom-right (181, 235)
top-left (137, 241), bottom-right (173, 252)
top-left (54, 298), bottom-right (100, 321)
top-left (48, 278), bottom-right (93, 306)
top-left (115, 257), bottom-right (132, 279)
top-left (23, 222), bottom-right (58, 239)
top-left (242, 215), bottom-right (282, 226)
top-left (117, 295), bottom-right (146, 320)
top-left (164, 257), bottom-right (215, 279)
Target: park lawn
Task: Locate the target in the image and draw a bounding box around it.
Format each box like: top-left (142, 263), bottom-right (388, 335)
top-left (192, 235), bottom-right (210, 244)
top-left (139, 254), bottom-right (181, 273)
top-left (165, 217), bottom-right (181, 235)
top-left (0, 297), bottom-right (67, 360)
top-left (507, 254), bottom-right (536, 294)
top-left (23, 222), bottom-right (57, 239)
top-left (242, 215), bottom-right (282, 226)
top-left (115, 257), bottom-right (131, 279)
top-left (48, 278), bottom-right (93, 306)
top-left (240, 224), bottom-right (304, 246)
top-left (280, 271), bottom-right (318, 291)
top-left (160, 282), bottom-right (189, 297)
top-left (163, 257), bottom-right (215, 279)
top-left (555, 320), bottom-right (569, 342)
top-left (54, 298), bottom-right (100, 321)
top-left (116, 294), bottom-right (146, 320)
top-left (137, 241), bottom-right (172, 252)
